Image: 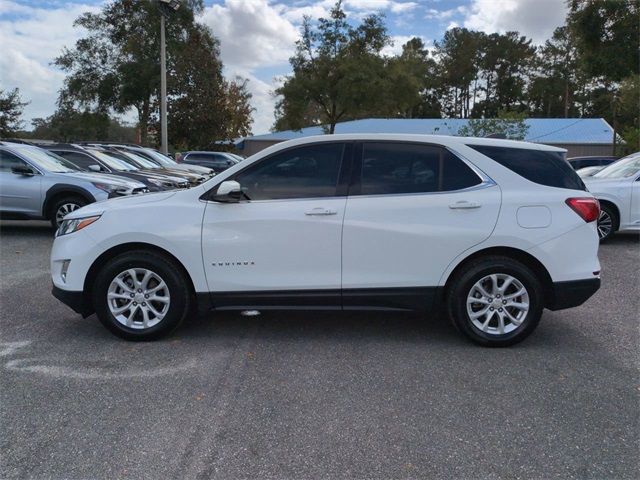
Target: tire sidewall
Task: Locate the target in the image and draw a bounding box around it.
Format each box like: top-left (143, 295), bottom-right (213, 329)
top-left (93, 252), bottom-right (190, 340)
top-left (449, 258), bottom-right (543, 347)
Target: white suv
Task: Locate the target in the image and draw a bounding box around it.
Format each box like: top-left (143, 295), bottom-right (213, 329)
top-left (51, 135), bottom-right (601, 346)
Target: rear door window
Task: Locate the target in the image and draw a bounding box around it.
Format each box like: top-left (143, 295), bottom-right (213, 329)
top-left (352, 142), bottom-right (482, 195)
top-left (468, 145), bottom-right (585, 191)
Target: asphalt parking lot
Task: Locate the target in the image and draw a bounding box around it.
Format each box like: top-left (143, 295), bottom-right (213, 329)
top-left (0, 220), bottom-right (638, 480)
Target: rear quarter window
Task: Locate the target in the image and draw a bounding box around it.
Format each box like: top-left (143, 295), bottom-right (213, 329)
top-left (468, 145), bottom-right (585, 191)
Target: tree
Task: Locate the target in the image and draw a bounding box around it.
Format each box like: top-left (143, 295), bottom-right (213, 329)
top-left (0, 88), bottom-right (28, 137)
top-left (473, 32), bottom-right (536, 118)
top-left (568, 0), bottom-right (639, 83)
top-left (27, 103), bottom-right (137, 143)
top-left (274, 1), bottom-right (391, 133)
top-left (56, 0), bottom-right (251, 148)
top-left (528, 27), bottom-right (583, 118)
top-left (168, 25), bottom-right (253, 149)
top-left (383, 37), bottom-right (441, 118)
top-left (433, 28), bottom-right (483, 118)
top-left (458, 110), bottom-right (529, 140)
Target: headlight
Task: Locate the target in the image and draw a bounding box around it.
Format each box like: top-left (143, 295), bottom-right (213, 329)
top-left (92, 182), bottom-right (119, 193)
top-left (57, 215), bottom-right (101, 237)
top-left (148, 178), bottom-right (171, 188)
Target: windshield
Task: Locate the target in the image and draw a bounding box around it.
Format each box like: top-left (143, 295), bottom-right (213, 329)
top-left (13, 145), bottom-right (78, 173)
top-left (593, 155), bottom-right (640, 179)
top-left (87, 149), bottom-right (138, 171)
top-left (119, 150), bottom-right (161, 169)
top-left (140, 148), bottom-right (176, 166)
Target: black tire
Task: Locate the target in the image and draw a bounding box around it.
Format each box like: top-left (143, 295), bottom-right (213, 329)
top-left (597, 203), bottom-right (617, 242)
top-left (446, 255), bottom-right (544, 347)
top-left (50, 195), bottom-right (88, 229)
top-left (92, 250), bottom-right (192, 341)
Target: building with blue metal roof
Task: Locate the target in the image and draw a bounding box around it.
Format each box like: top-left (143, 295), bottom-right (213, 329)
top-left (238, 118), bottom-right (616, 158)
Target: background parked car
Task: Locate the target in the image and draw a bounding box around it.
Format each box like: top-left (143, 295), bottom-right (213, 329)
top-left (577, 165), bottom-right (606, 178)
top-left (0, 142), bottom-right (148, 227)
top-left (568, 155), bottom-right (618, 170)
top-left (103, 144), bottom-right (215, 177)
top-left (94, 146), bottom-right (204, 186)
top-left (38, 143), bottom-right (189, 192)
top-left (583, 152), bottom-right (640, 240)
top-left (178, 151), bottom-right (240, 173)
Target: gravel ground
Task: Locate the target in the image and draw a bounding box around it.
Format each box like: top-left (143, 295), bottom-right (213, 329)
top-left (0, 220), bottom-right (638, 480)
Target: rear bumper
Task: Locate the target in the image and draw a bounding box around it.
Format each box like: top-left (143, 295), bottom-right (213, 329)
top-left (548, 278), bottom-right (600, 311)
top-left (52, 285), bottom-right (93, 318)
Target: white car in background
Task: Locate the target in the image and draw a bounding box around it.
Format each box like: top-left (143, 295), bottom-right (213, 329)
top-left (51, 134), bottom-right (601, 347)
top-left (584, 153), bottom-right (640, 240)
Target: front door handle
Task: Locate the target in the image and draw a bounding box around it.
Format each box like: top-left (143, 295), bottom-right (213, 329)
top-left (449, 200), bottom-right (481, 209)
top-left (305, 208), bottom-right (337, 216)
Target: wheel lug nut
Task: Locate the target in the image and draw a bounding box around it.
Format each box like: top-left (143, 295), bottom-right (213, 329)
top-left (133, 302), bottom-right (137, 306)
top-left (137, 289), bottom-right (142, 293)
top-left (499, 308), bottom-right (503, 312)
top-left (503, 300), bottom-right (507, 304)
top-left (142, 302), bottom-right (146, 306)
top-left (490, 307), bottom-right (494, 311)
top-left (130, 293), bottom-right (134, 298)
top-left (144, 294), bottom-right (149, 299)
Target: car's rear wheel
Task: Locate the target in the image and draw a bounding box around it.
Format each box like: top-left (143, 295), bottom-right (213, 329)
top-left (597, 204), bottom-right (616, 241)
top-left (50, 195), bottom-right (87, 228)
top-left (447, 256), bottom-right (544, 347)
top-left (92, 250), bottom-right (192, 340)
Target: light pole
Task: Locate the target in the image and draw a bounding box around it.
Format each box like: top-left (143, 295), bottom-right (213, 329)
top-left (158, 0), bottom-right (181, 154)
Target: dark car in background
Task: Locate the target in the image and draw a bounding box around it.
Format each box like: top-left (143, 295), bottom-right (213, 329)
top-left (39, 144), bottom-right (189, 191)
top-left (568, 155), bottom-right (618, 170)
top-left (178, 151), bottom-right (240, 173)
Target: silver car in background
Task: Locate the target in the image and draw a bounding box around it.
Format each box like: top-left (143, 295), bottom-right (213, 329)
top-left (0, 142), bottom-right (148, 228)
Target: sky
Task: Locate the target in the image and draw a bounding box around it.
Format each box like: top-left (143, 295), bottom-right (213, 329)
top-left (0, 0), bottom-right (569, 135)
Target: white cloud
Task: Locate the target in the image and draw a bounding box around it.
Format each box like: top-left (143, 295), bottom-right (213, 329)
top-left (199, 0), bottom-right (303, 133)
top-left (0, 1), bottom-right (100, 124)
top-left (463, 0), bottom-right (568, 44)
top-left (425, 5), bottom-right (467, 20)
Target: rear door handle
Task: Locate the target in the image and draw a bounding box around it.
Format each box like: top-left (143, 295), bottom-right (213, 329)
top-left (305, 207), bottom-right (337, 216)
top-left (449, 200), bottom-right (481, 209)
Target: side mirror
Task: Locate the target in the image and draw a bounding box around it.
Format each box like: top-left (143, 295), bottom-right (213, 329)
top-left (88, 164), bottom-right (102, 172)
top-left (11, 165), bottom-right (35, 176)
top-left (211, 180), bottom-right (243, 203)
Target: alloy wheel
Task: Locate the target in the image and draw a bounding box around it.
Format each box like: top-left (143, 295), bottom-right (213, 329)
top-left (466, 273), bottom-right (530, 335)
top-left (597, 209), bottom-right (613, 240)
top-left (55, 203), bottom-right (81, 227)
top-left (107, 268), bottom-right (171, 330)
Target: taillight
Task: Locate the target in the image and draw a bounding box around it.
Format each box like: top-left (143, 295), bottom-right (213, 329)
top-left (565, 197), bottom-right (600, 223)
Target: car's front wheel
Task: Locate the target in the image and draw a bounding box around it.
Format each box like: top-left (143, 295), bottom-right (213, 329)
top-left (51, 195), bottom-right (87, 228)
top-left (447, 256), bottom-right (544, 347)
top-left (92, 250), bottom-right (192, 340)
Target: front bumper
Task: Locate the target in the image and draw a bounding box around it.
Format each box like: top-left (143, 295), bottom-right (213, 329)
top-left (548, 278), bottom-right (601, 311)
top-left (52, 285), bottom-right (93, 317)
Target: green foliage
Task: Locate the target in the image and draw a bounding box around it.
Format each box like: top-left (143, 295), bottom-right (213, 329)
top-left (274, 1), bottom-right (391, 133)
top-left (0, 88), bottom-right (29, 137)
top-left (56, 0), bottom-right (251, 147)
top-left (568, 0), bottom-right (639, 82)
top-left (25, 103), bottom-right (137, 143)
top-left (457, 111), bottom-right (529, 140)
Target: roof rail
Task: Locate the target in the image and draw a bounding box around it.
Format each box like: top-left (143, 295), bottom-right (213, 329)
top-left (0, 138), bottom-right (36, 145)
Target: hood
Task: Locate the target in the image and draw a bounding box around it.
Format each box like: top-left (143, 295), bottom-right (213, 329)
top-left (583, 177), bottom-right (624, 190)
top-left (66, 191), bottom-right (178, 219)
top-left (173, 164), bottom-right (214, 175)
top-left (63, 171), bottom-right (146, 188)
